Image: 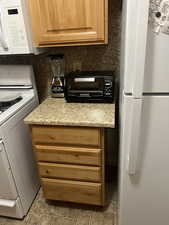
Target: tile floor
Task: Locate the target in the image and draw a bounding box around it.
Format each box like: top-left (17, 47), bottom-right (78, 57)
top-left (0, 186), bottom-right (118, 225)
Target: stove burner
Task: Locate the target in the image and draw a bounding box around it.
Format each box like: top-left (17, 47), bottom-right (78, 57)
top-left (0, 96), bottom-right (22, 114)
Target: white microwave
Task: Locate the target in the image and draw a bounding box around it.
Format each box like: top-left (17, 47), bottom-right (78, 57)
top-left (0, 0), bottom-right (40, 55)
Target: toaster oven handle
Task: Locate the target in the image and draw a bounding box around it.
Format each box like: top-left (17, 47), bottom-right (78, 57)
top-left (0, 11), bottom-right (8, 50)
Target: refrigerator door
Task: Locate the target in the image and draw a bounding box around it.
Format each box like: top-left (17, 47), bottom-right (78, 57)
top-left (119, 94), bottom-right (169, 225)
top-left (144, 30), bottom-right (169, 93)
top-left (121, 0), bottom-right (169, 95)
top-left (121, 0), bottom-right (149, 97)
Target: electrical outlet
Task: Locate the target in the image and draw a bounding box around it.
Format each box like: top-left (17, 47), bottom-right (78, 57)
top-left (73, 61), bottom-right (82, 71)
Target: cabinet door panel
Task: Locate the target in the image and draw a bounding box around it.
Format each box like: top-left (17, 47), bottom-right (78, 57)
top-left (29, 0), bottom-right (106, 46)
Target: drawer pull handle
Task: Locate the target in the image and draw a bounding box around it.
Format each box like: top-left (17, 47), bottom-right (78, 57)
top-left (46, 170), bottom-right (50, 174)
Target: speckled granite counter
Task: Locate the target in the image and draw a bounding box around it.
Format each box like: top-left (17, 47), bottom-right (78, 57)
top-left (24, 98), bottom-right (115, 128)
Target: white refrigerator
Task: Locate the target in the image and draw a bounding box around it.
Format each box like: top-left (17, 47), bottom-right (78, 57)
top-left (119, 0), bottom-right (169, 225)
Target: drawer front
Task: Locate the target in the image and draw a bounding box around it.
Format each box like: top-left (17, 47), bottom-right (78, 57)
top-left (35, 145), bottom-right (101, 166)
top-left (38, 162), bottom-right (101, 182)
top-left (32, 126), bottom-right (101, 147)
top-left (42, 178), bottom-right (102, 205)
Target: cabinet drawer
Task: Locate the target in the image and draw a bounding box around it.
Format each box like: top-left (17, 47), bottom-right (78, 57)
top-left (35, 145), bottom-right (101, 166)
top-left (42, 178), bottom-right (102, 205)
top-left (38, 162), bottom-right (101, 182)
top-left (32, 126), bottom-right (101, 147)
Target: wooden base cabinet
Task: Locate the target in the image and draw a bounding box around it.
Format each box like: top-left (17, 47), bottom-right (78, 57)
top-left (31, 125), bottom-right (106, 206)
top-left (28, 0), bottom-right (108, 47)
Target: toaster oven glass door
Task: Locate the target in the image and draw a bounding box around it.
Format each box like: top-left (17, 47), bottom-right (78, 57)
top-left (70, 77), bottom-right (103, 91)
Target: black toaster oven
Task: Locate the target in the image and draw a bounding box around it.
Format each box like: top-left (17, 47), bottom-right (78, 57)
top-left (65, 71), bottom-right (115, 103)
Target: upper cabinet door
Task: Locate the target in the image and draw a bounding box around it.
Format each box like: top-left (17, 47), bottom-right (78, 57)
top-left (29, 0), bottom-right (108, 47)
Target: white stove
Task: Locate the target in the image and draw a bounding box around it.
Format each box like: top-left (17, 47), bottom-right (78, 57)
top-left (0, 90), bottom-right (34, 125)
top-left (0, 93), bottom-right (22, 114)
top-left (0, 65), bottom-right (40, 219)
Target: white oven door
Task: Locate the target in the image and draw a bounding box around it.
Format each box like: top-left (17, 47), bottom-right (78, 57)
top-left (0, 140), bottom-right (18, 202)
top-left (0, 140), bottom-right (24, 218)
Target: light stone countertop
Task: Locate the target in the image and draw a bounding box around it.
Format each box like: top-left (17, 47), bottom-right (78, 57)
top-left (24, 98), bottom-right (115, 128)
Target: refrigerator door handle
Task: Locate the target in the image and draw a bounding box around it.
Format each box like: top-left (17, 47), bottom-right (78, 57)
top-left (128, 99), bottom-right (142, 175)
top-left (132, 0), bottom-right (150, 98)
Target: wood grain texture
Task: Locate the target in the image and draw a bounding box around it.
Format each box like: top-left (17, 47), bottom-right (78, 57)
top-left (28, 0), bottom-right (40, 46)
top-left (32, 126), bottom-right (101, 147)
top-left (31, 125), bottom-right (106, 205)
top-left (38, 162), bottom-right (101, 182)
top-left (28, 0), bottom-right (108, 47)
top-left (101, 128), bottom-right (106, 206)
top-left (104, 0), bottom-right (109, 44)
top-left (34, 145), bottom-right (102, 166)
top-left (42, 178), bottom-right (102, 205)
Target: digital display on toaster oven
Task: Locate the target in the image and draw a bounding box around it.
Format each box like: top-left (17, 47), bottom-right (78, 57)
top-left (8, 9), bottom-right (18, 15)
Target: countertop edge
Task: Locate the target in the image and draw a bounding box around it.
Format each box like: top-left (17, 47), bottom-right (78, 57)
top-left (24, 120), bottom-right (115, 128)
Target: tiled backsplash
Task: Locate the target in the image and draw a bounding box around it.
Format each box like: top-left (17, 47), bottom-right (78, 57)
top-left (0, 0), bottom-right (121, 102)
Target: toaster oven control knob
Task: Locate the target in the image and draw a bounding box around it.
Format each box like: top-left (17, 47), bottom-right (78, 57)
top-left (105, 93), bottom-right (111, 96)
top-left (105, 80), bottom-right (112, 86)
top-left (105, 82), bottom-right (111, 86)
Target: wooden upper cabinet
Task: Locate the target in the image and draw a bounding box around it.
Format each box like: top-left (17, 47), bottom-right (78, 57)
top-left (29, 0), bottom-right (108, 47)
